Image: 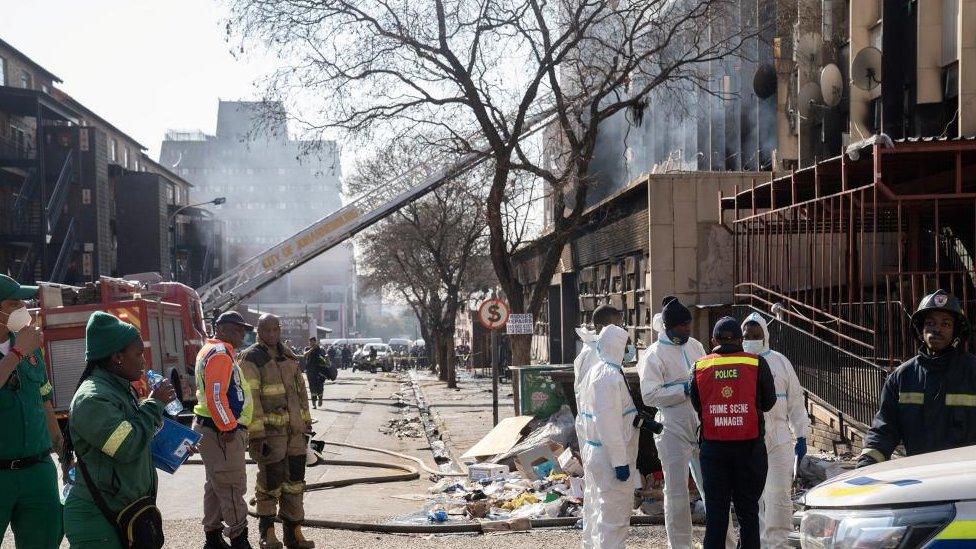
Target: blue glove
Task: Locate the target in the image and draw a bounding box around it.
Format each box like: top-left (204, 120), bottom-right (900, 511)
top-left (614, 465), bottom-right (630, 482)
top-left (794, 437), bottom-right (807, 459)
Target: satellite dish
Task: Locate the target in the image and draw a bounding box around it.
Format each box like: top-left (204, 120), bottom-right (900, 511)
top-left (851, 47), bottom-right (882, 91)
top-left (753, 63), bottom-right (777, 99)
top-left (797, 82), bottom-right (822, 118)
top-left (820, 63), bottom-right (843, 107)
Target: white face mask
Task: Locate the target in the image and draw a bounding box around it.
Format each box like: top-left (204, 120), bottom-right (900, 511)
top-left (4, 306), bottom-right (32, 332)
top-left (742, 339), bottom-right (765, 355)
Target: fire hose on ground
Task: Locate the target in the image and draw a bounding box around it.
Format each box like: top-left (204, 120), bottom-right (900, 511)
top-left (185, 439), bottom-right (664, 534)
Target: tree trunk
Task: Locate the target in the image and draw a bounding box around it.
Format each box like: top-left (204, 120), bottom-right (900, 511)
top-left (440, 324), bottom-right (458, 388)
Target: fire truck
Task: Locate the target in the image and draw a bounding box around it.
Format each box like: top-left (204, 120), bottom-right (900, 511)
top-left (37, 276), bottom-right (206, 416)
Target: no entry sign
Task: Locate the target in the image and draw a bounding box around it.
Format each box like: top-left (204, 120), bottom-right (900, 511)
top-left (478, 298), bottom-right (509, 330)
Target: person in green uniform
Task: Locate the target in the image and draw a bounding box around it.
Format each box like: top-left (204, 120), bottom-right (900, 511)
top-left (63, 311), bottom-right (176, 548)
top-left (0, 274), bottom-right (64, 548)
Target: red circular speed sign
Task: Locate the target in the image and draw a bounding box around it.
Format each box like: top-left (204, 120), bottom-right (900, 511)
top-left (478, 298), bottom-right (509, 330)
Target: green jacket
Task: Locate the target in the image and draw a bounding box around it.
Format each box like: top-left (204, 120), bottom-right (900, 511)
top-left (0, 332), bottom-right (53, 460)
top-left (68, 368), bottom-right (163, 511)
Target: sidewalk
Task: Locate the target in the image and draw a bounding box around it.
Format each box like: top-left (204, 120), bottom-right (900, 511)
top-left (414, 370), bottom-right (516, 464)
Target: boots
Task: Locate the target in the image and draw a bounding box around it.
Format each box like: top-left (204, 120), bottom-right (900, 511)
top-left (230, 528), bottom-right (254, 549)
top-left (205, 530), bottom-right (232, 549)
top-left (258, 516), bottom-right (283, 549)
top-left (310, 394), bottom-right (318, 409)
top-left (317, 394), bottom-right (323, 408)
top-left (283, 521), bottom-right (315, 548)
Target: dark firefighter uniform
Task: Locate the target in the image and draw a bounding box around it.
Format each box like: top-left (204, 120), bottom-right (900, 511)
top-left (690, 317), bottom-right (776, 549)
top-left (0, 331), bottom-right (62, 548)
top-left (239, 340), bottom-right (314, 549)
top-left (859, 289), bottom-right (976, 467)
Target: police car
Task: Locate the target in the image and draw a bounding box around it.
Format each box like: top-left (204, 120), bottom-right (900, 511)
top-left (791, 445), bottom-right (976, 547)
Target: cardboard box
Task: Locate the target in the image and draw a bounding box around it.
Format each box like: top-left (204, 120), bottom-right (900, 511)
top-left (557, 447), bottom-right (583, 476)
top-left (467, 463), bottom-right (509, 482)
top-left (514, 443), bottom-right (563, 480)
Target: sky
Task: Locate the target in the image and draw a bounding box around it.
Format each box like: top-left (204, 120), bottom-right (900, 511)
top-left (1, 0), bottom-right (275, 161)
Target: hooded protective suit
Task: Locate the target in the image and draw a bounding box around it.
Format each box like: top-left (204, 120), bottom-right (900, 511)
top-left (741, 313), bottom-right (810, 548)
top-left (638, 321), bottom-right (706, 548)
top-left (574, 326), bottom-right (601, 470)
top-left (578, 325), bottom-right (638, 549)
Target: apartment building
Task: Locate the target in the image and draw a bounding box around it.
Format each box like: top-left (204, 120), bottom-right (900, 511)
top-left (159, 101), bottom-right (356, 334)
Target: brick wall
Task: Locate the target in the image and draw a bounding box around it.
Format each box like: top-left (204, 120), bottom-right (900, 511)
top-left (806, 396), bottom-right (866, 456)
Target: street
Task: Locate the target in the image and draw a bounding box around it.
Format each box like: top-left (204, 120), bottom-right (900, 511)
top-left (4, 369), bottom-right (695, 548)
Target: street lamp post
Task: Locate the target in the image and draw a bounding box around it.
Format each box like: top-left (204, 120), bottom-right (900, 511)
top-left (168, 197), bottom-right (226, 282)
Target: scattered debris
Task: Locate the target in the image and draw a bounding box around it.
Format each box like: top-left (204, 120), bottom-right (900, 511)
top-left (381, 417), bottom-right (424, 438)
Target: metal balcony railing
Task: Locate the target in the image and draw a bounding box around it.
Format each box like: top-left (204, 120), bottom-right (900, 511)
top-left (15, 246), bottom-right (35, 282)
top-left (46, 149), bottom-right (74, 235)
top-left (12, 168), bottom-right (38, 227)
top-left (0, 133), bottom-right (34, 160)
top-left (50, 217), bottom-right (76, 283)
top-left (734, 305), bottom-right (885, 430)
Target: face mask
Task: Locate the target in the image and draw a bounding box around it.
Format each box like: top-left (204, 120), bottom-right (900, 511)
top-left (742, 339), bottom-right (765, 355)
top-left (665, 329), bottom-right (688, 346)
top-left (3, 306), bottom-right (31, 332)
top-left (624, 344), bottom-right (636, 363)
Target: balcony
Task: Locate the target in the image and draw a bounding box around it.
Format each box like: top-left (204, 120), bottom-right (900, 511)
top-left (0, 132), bottom-right (35, 163)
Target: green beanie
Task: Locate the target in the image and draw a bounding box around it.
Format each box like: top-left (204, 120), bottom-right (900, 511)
top-left (85, 311), bottom-right (140, 361)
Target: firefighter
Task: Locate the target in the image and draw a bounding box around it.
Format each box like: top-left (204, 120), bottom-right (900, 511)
top-left (304, 337), bottom-right (326, 409)
top-left (858, 289), bottom-right (976, 468)
top-left (0, 275), bottom-right (63, 548)
top-left (194, 311), bottom-right (255, 549)
top-left (240, 314), bottom-right (315, 549)
top-left (689, 317), bottom-right (777, 549)
top-left (64, 311), bottom-right (175, 548)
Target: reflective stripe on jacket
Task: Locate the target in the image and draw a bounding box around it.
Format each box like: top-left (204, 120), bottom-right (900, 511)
top-left (861, 348), bottom-right (976, 464)
top-left (193, 339), bottom-right (253, 430)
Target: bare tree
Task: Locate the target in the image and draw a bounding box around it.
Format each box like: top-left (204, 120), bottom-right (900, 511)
top-left (229, 0), bottom-right (751, 365)
top-left (349, 141), bottom-right (491, 388)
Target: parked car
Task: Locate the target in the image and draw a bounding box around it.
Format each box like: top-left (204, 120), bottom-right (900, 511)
top-left (388, 338), bottom-right (412, 369)
top-left (352, 343), bottom-right (393, 373)
top-left (792, 445), bottom-right (976, 547)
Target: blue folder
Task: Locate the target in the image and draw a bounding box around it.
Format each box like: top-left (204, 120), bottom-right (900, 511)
top-left (151, 417), bottom-right (202, 474)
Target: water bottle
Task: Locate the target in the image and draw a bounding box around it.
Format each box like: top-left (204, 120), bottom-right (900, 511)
top-left (60, 466), bottom-right (75, 504)
top-left (146, 369), bottom-right (183, 416)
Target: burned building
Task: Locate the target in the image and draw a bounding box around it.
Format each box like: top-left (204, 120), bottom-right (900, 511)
top-left (159, 101), bottom-right (356, 335)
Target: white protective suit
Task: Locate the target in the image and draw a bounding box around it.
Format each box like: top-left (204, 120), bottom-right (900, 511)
top-left (638, 324), bottom-right (706, 549)
top-left (578, 325), bottom-right (639, 549)
top-left (573, 326), bottom-right (601, 466)
top-left (742, 313), bottom-right (811, 549)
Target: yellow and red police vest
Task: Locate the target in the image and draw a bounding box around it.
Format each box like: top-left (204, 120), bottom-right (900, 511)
top-left (694, 352), bottom-right (760, 441)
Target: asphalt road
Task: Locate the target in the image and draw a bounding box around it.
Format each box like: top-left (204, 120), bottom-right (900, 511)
top-left (3, 370), bottom-right (687, 548)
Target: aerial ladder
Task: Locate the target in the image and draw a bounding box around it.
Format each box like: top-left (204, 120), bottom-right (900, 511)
top-left (195, 109), bottom-right (556, 316)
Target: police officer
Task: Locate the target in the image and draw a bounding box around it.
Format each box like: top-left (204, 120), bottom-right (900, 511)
top-left (194, 311), bottom-right (255, 549)
top-left (64, 311), bottom-right (174, 548)
top-left (240, 314), bottom-right (314, 549)
top-left (689, 317), bottom-right (776, 549)
top-left (858, 289), bottom-right (976, 467)
top-left (0, 275), bottom-right (63, 548)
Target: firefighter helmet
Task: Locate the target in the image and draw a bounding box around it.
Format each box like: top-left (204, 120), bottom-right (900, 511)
top-left (910, 289), bottom-right (970, 340)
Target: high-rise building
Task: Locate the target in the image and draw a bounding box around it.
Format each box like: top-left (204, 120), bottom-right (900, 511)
top-left (159, 101), bottom-right (355, 335)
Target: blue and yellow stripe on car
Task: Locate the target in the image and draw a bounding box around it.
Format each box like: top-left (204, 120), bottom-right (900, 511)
top-left (926, 520), bottom-right (976, 547)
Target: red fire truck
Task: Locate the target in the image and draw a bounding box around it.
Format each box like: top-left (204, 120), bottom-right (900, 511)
top-left (36, 276), bottom-right (205, 417)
